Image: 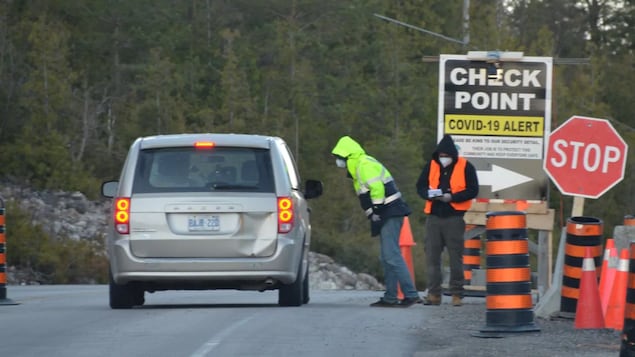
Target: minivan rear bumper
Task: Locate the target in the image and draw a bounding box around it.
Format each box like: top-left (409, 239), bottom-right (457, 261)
top-left (109, 235), bottom-right (303, 287)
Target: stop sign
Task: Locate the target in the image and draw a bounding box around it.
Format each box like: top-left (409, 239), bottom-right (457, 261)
top-left (544, 116), bottom-right (628, 199)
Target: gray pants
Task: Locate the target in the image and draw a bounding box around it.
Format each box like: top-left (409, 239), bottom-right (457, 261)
top-left (424, 215), bottom-right (465, 296)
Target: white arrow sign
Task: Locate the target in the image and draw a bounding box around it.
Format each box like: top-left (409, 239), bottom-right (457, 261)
top-left (477, 165), bottom-right (533, 192)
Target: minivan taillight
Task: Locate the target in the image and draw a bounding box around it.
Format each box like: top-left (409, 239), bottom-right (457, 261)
top-left (277, 197), bottom-right (294, 233)
top-left (114, 197), bottom-right (130, 234)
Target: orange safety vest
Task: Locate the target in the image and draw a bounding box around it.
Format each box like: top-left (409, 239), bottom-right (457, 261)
top-left (424, 157), bottom-right (473, 214)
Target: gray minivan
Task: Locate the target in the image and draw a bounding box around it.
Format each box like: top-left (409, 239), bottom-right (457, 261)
top-left (101, 133), bottom-right (322, 308)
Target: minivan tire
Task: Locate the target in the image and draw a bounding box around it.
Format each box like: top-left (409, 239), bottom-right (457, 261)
top-left (278, 259), bottom-right (304, 307)
top-left (302, 268), bottom-right (310, 304)
top-left (109, 270), bottom-right (143, 309)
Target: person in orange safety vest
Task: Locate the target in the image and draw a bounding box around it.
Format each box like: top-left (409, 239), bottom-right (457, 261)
top-left (415, 134), bottom-right (478, 307)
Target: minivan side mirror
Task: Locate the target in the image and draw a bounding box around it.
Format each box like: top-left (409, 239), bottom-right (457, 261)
top-left (304, 179), bottom-right (323, 199)
top-left (101, 181), bottom-right (119, 198)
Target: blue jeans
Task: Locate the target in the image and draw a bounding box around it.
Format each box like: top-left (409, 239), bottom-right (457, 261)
top-left (379, 216), bottom-right (419, 302)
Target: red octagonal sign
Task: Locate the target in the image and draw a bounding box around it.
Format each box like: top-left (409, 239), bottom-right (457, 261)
top-left (544, 116), bottom-right (628, 199)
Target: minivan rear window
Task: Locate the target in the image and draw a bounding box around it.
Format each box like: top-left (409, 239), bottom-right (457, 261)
top-left (132, 147), bottom-right (274, 193)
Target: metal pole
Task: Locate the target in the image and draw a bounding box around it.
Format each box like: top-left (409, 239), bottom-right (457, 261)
top-left (0, 196), bottom-right (18, 305)
top-left (462, 0), bottom-right (470, 48)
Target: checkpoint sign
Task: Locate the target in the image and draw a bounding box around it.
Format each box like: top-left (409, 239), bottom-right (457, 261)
top-left (543, 116), bottom-right (627, 199)
top-left (438, 54), bottom-right (552, 200)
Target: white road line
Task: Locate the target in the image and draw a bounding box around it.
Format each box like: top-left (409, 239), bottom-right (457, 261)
top-left (189, 315), bottom-right (255, 357)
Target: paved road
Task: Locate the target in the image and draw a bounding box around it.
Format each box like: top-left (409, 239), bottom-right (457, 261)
top-left (0, 286), bottom-right (621, 356)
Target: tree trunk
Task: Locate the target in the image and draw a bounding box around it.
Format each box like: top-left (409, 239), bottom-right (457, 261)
top-left (76, 75), bottom-right (90, 162)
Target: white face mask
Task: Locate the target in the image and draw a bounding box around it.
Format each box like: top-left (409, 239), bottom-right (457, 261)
top-left (335, 158), bottom-right (347, 168)
top-left (439, 157), bottom-right (453, 168)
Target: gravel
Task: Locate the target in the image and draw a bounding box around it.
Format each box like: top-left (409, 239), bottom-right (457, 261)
top-left (412, 295), bottom-right (620, 357)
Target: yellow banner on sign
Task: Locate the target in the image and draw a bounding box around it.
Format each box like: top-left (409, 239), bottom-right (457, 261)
top-left (444, 114), bottom-right (544, 137)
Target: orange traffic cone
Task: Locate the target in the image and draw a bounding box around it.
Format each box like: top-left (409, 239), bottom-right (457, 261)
top-left (606, 248), bottom-right (630, 330)
top-left (599, 242), bottom-right (618, 316)
top-left (575, 247), bottom-right (605, 329)
top-left (600, 238), bottom-right (615, 278)
top-left (397, 216), bottom-right (416, 299)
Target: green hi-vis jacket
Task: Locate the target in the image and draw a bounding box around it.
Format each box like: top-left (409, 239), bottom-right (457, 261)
top-left (331, 136), bottom-right (411, 236)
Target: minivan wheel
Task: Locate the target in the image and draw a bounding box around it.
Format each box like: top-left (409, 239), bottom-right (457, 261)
top-left (133, 290), bottom-right (145, 306)
top-left (302, 268), bottom-right (310, 304)
top-left (109, 270), bottom-right (143, 309)
top-left (278, 261), bottom-right (304, 307)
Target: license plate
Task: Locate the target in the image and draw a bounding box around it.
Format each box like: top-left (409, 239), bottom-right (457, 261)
top-left (188, 215), bottom-right (220, 232)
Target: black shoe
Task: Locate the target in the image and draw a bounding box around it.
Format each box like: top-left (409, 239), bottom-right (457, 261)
top-left (400, 296), bottom-right (423, 307)
top-left (370, 298), bottom-right (402, 307)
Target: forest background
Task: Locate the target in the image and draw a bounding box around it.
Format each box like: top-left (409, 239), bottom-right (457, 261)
top-left (0, 0), bottom-right (634, 287)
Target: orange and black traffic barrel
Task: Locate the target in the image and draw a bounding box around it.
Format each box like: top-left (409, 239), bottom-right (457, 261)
top-left (0, 198), bottom-right (6, 300)
top-left (621, 242), bottom-right (635, 357)
top-left (0, 197), bottom-right (17, 305)
top-left (480, 211), bottom-right (539, 333)
top-left (463, 236), bottom-right (481, 285)
top-left (560, 216), bottom-right (603, 317)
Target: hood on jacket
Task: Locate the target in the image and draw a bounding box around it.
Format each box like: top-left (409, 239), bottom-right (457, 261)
top-left (432, 134), bottom-right (459, 161)
top-left (331, 136), bottom-right (366, 159)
